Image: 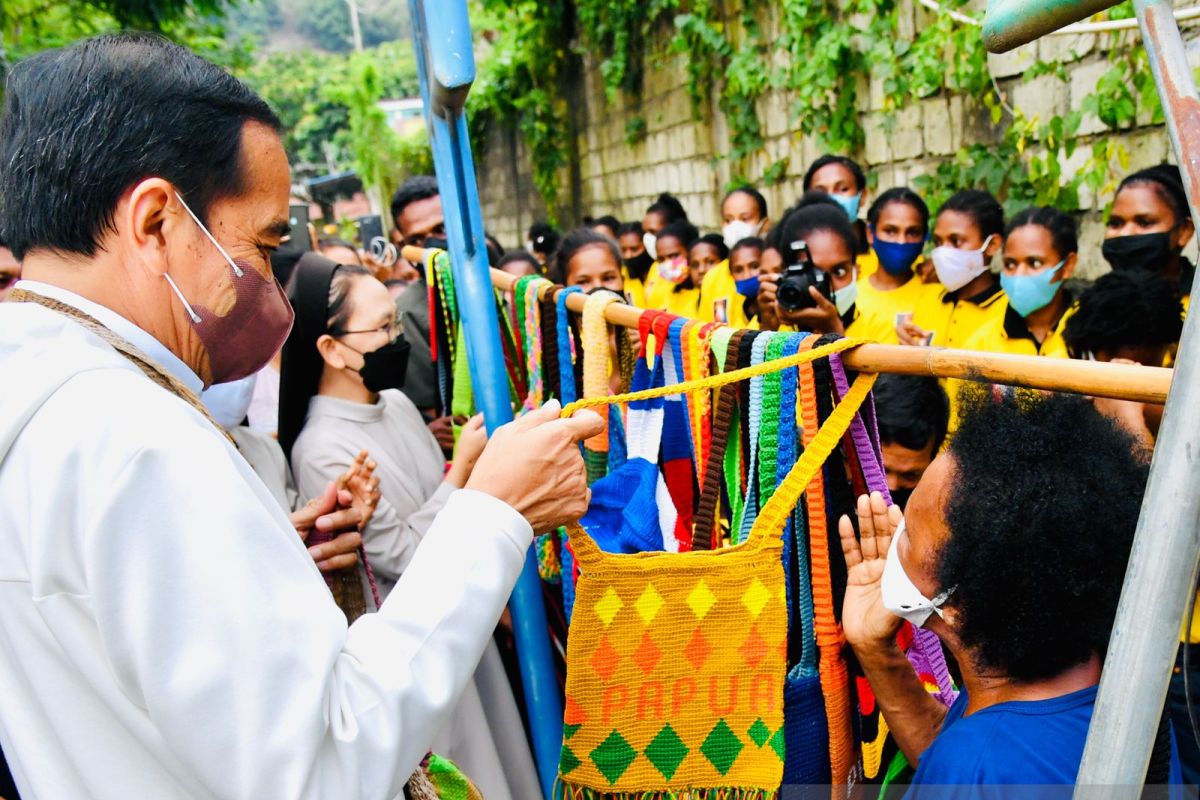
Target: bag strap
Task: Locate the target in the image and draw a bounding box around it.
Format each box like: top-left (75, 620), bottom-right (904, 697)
top-left (539, 289), bottom-right (561, 401)
top-left (580, 291), bottom-right (621, 453)
top-left (693, 328), bottom-right (750, 550)
top-left (797, 335), bottom-right (859, 788)
top-left (555, 286), bottom-right (583, 405)
top-left (736, 332), bottom-right (773, 543)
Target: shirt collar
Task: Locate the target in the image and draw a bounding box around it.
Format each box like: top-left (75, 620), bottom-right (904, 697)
top-left (1001, 291), bottom-right (1074, 348)
top-left (944, 279), bottom-right (1004, 307)
top-left (16, 279), bottom-right (204, 394)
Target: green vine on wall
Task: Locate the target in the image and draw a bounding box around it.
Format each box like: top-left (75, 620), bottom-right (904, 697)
top-left (470, 0), bottom-right (1172, 220)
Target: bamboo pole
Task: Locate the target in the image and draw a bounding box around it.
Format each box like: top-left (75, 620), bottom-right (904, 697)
top-left (405, 246), bottom-right (1174, 404)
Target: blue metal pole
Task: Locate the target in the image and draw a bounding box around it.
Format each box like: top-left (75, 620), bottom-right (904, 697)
top-left (408, 4), bottom-right (561, 797)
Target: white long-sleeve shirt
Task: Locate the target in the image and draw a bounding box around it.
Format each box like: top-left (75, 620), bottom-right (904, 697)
top-left (0, 281), bottom-right (533, 799)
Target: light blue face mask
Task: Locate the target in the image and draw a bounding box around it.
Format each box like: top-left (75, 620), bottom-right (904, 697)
top-left (831, 192), bottom-right (862, 221)
top-left (1000, 260), bottom-right (1065, 317)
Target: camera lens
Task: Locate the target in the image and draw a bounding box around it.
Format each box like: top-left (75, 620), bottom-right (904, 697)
top-left (777, 265), bottom-right (824, 312)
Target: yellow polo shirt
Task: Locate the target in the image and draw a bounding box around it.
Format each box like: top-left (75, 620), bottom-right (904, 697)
top-left (698, 260), bottom-right (754, 328)
top-left (855, 275), bottom-right (926, 345)
top-left (642, 262), bottom-right (675, 311)
top-left (961, 300), bottom-right (1077, 358)
top-left (623, 269), bottom-right (647, 308)
top-left (661, 285), bottom-right (700, 318)
top-left (911, 280), bottom-right (1008, 350)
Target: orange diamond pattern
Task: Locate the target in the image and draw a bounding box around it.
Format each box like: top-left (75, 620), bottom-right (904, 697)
top-left (632, 632), bottom-right (663, 675)
top-left (740, 626), bottom-right (768, 669)
top-left (590, 635), bottom-right (620, 681)
top-left (684, 627), bottom-right (713, 671)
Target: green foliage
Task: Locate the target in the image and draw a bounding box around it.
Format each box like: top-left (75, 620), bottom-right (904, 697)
top-left (469, 0), bottom-right (572, 219)
top-left (240, 41), bottom-right (420, 171)
top-left (625, 115), bottom-right (648, 146)
top-left (287, 0), bottom-right (409, 53)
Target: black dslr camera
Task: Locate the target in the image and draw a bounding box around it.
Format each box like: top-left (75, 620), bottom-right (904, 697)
top-left (777, 240), bottom-right (832, 312)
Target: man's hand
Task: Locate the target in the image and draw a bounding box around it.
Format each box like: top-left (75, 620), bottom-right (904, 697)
top-left (291, 481), bottom-right (364, 573)
top-left (427, 415), bottom-right (457, 452)
top-left (446, 414), bottom-right (488, 488)
top-left (466, 400), bottom-right (605, 533)
top-left (337, 450), bottom-right (381, 529)
top-left (839, 491), bottom-right (905, 649)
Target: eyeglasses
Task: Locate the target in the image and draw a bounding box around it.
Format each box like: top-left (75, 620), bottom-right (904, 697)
top-left (335, 315), bottom-right (403, 340)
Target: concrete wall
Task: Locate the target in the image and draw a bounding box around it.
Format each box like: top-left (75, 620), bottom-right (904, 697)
top-left (474, 3), bottom-right (1200, 278)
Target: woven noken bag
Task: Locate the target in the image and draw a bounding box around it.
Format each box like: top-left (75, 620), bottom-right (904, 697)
top-left (556, 338), bottom-right (875, 800)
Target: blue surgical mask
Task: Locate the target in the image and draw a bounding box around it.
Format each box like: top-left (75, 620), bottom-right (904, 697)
top-left (831, 192), bottom-right (862, 221)
top-left (1000, 261), bottom-right (1065, 317)
top-left (872, 235), bottom-right (925, 277)
top-left (735, 275), bottom-right (760, 297)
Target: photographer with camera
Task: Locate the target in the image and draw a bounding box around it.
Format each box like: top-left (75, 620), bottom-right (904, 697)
top-left (756, 194), bottom-right (888, 339)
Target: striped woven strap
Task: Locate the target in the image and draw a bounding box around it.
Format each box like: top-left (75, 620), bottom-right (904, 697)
top-left (539, 289), bottom-right (561, 400)
top-left (581, 291), bottom-right (621, 453)
top-left (758, 334), bottom-right (787, 509)
top-left (692, 328), bottom-right (750, 550)
top-left (797, 336), bottom-right (858, 791)
top-left (736, 332), bottom-right (773, 543)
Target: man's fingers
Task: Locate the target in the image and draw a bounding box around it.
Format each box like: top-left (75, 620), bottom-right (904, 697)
top-left (309, 530), bottom-right (363, 562)
top-left (510, 399), bottom-right (562, 432)
top-left (315, 507), bottom-right (363, 533)
top-left (856, 493), bottom-right (879, 560)
top-left (554, 409), bottom-right (605, 442)
top-left (315, 553), bottom-right (359, 573)
top-left (839, 513), bottom-right (863, 570)
top-left (869, 491), bottom-right (892, 544)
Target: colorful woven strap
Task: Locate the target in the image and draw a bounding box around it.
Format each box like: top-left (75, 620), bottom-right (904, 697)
top-left (556, 287), bottom-right (583, 405)
top-left (757, 334), bottom-right (787, 510)
top-left (517, 277), bottom-right (553, 409)
top-left (736, 332), bottom-right (773, 544)
top-left (797, 336), bottom-right (857, 791)
top-left (540, 290), bottom-right (561, 401)
top-left (581, 291), bottom-right (622, 456)
top-left (692, 328), bottom-right (750, 550)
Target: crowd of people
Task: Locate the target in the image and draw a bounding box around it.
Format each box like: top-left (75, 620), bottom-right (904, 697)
top-left (0, 30), bottom-right (1196, 800)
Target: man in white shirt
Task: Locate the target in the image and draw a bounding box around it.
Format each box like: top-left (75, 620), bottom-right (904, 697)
top-left (0, 32), bottom-right (601, 799)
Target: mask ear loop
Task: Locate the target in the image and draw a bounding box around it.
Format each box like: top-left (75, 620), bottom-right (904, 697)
top-left (174, 191), bottom-right (244, 278)
top-left (163, 273), bottom-right (201, 324)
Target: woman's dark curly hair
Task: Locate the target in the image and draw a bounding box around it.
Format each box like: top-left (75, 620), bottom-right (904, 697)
top-left (938, 390), bottom-right (1148, 682)
top-left (1063, 270), bottom-right (1184, 359)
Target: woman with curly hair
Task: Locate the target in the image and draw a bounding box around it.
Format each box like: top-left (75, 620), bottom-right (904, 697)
top-left (838, 391), bottom-right (1179, 788)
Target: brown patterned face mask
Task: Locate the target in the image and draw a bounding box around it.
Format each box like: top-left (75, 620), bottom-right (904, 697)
top-left (166, 192), bottom-right (295, 384)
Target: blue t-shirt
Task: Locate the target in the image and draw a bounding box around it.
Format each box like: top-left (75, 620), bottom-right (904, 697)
top-left (908, 685), bottom-right (1180, 798)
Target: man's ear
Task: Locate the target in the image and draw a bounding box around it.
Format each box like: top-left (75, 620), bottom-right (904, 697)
top-left (316, 334), bottom-right (347, 371)
top-left (122, 177), bottom-right (182, 278)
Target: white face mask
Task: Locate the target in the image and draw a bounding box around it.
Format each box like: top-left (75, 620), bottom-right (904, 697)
top-left (643, 232), bottom-right (658, 259)
top-left (880, 519), bottom-right (952, 628)
top-left (722, 219), bottom-right (763, 249)
top-left (930, 234), bottom-right (995, 292)
top-left (834, 268), bottom-right (858, 316)
top-left (200, 374), bottom-right (257, 430)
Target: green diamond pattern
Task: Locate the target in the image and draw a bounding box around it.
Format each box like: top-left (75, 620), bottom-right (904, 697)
top-left (643, 724), bottom-right (689, 781)
top-left (591, 731), bottom-right (638, 784)
top-left (563, 723), bottom-right (581, 740)
top-left (747, 718), bottom-right (771, 748)
top-left (560, 744), bottom-right (581, 774)
top-left (769, 726), bottom-right (786, 762)
top-left (700, 720), bottom-right (744, 776)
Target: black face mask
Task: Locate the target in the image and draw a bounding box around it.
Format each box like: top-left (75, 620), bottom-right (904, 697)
top-left (1102, 232), bottom-right (1177, 273)
top-left (355, 336), bottom-right (411, 393)
top-left (890, 487), bottom-right (914, 511)
top-left (624, 251), bottom-right (654, 282)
